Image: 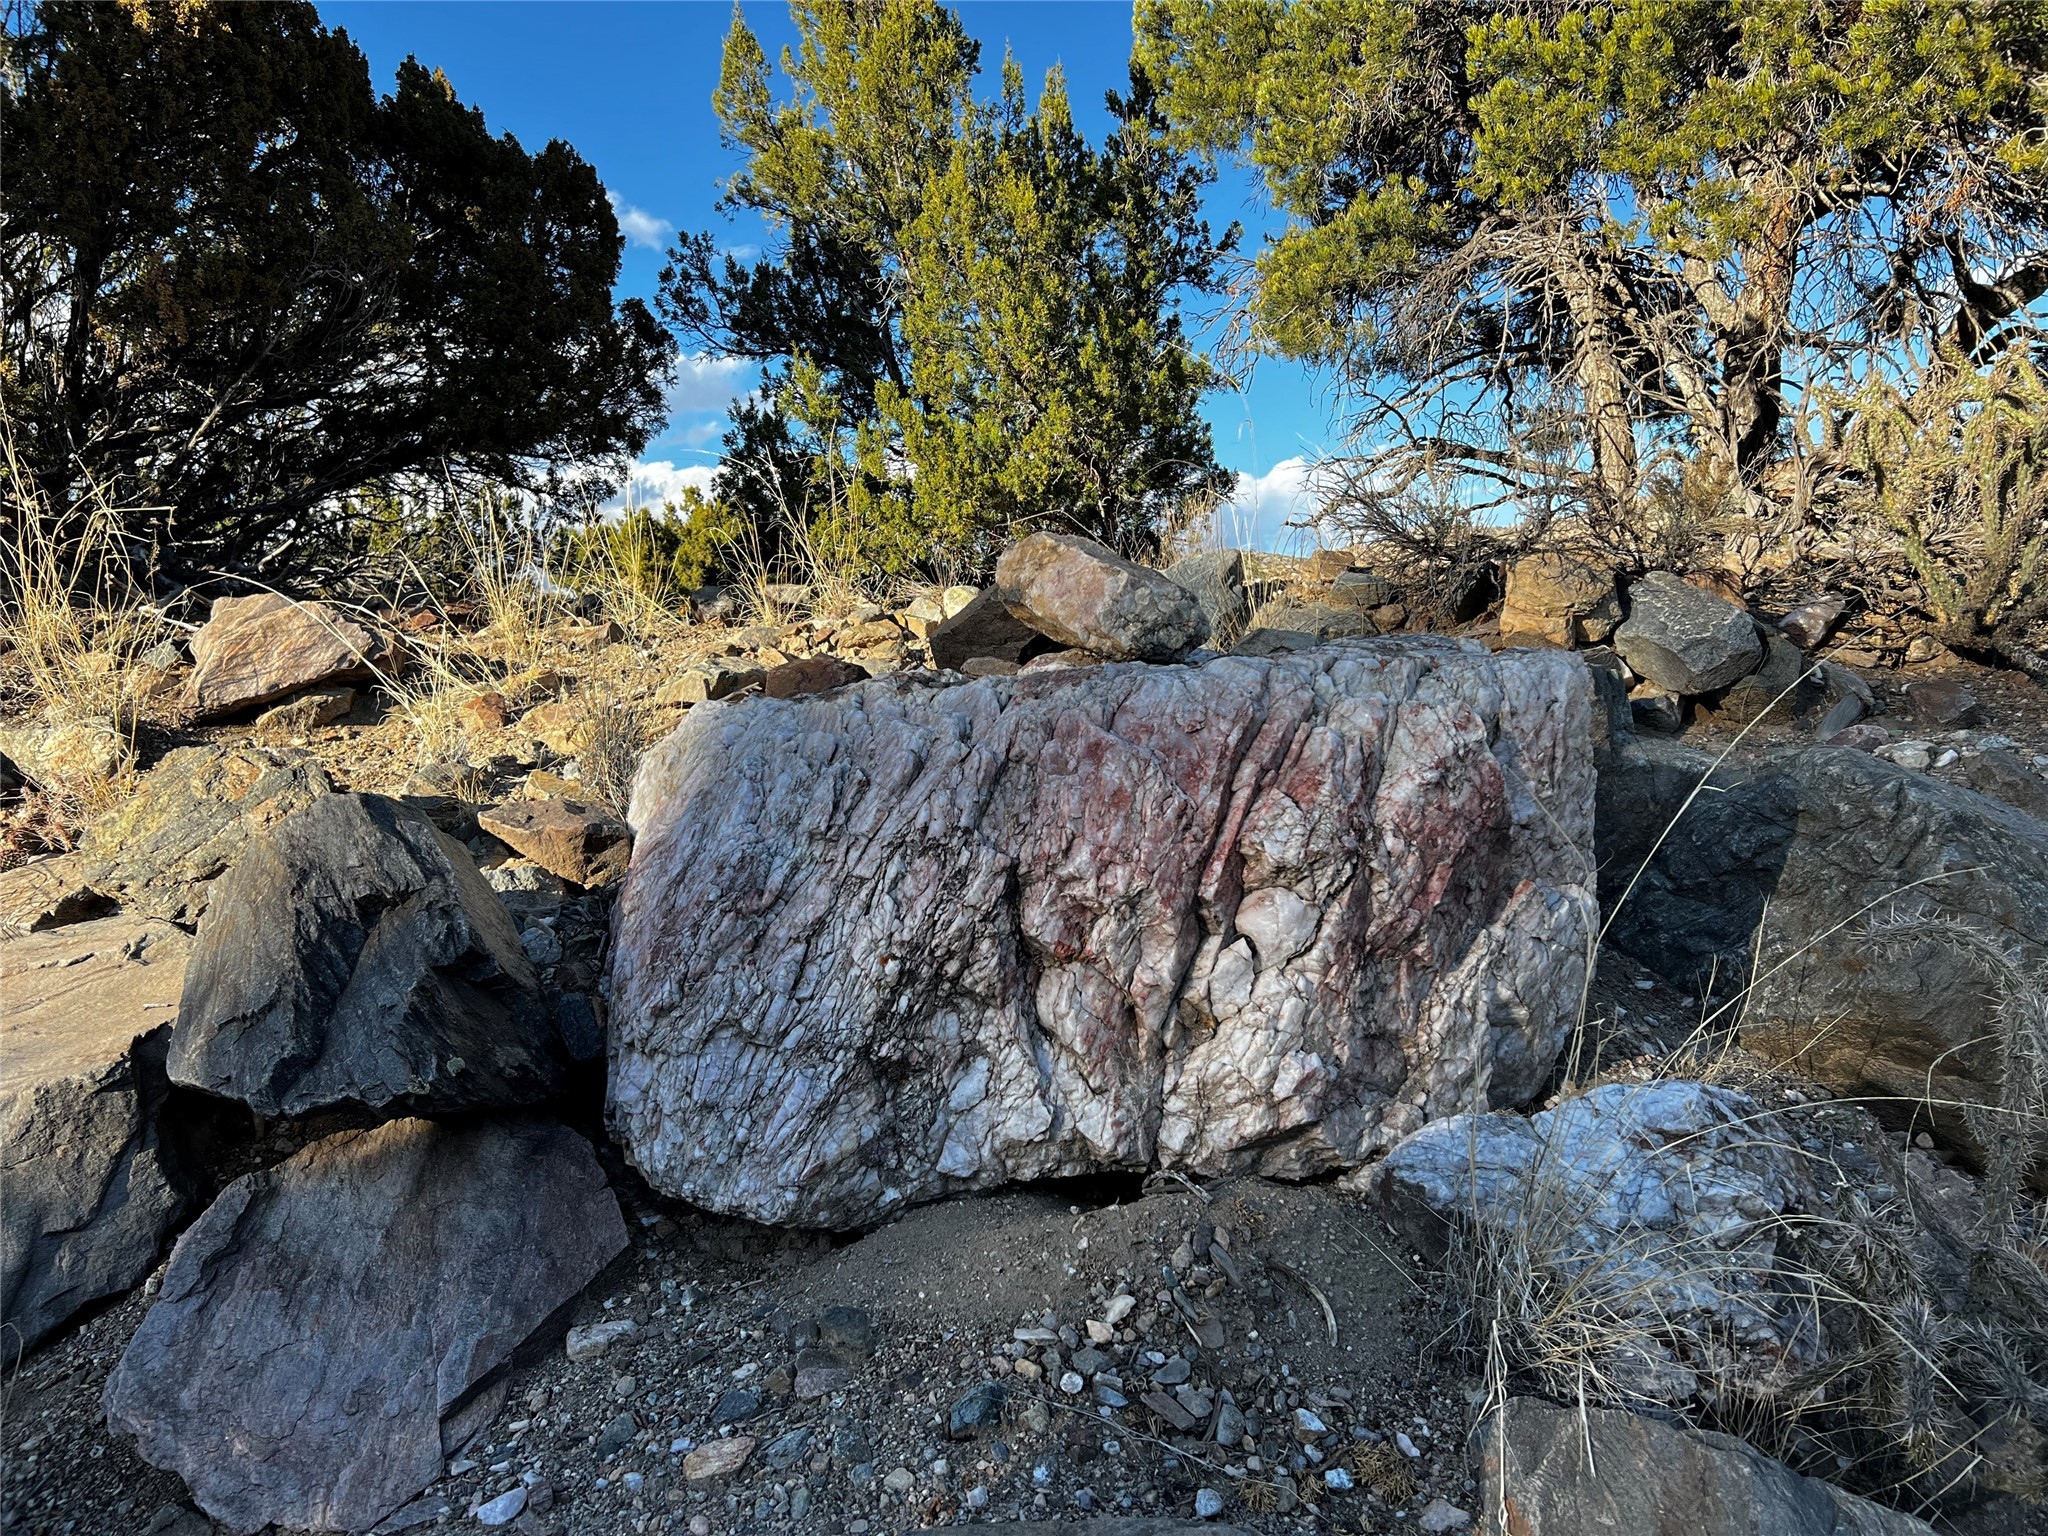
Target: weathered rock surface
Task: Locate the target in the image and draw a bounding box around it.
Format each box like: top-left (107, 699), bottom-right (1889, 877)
top-left (927, 587), bottom-right (1045, 672)
top-left (1499, 555), bottom-right (1620, 646)
top-left (2, 916), bottom-right (192, 1351)
top-left (171, 792), bottom-right (563, 1118)
top-left (184, 593), bottom-right (392, 721)
top-left (103, 1118), bottom-right (626, 1536)
top-left (78, 746), bottom-right (334, 925)
top-left (0, 718), bottom-right (131, 792)
top-left (995, 533), bottom-right (1209, 661)
top-left (0, 852), bottom-right (109, 932)
top-left (1474, 1397), bottom-right (1933, 1535)
top-left (1597, 740), bottom-right (2048, 1162)
top-left (612, 637), bottom-right (1596, 1227)
top-left (1613, 571), bottom-right (1763, 694)
top-left (1165, 549), bottom-right (1249, 643)
top-left (912, 1524), bottom-right (1257, 1536)
top-left (1231, 600), bottom-right (1378, 656)
top-left (477, 797), bottom-right (630, 888)
top-left (1377, 1081), bottom-right (1817, 1394)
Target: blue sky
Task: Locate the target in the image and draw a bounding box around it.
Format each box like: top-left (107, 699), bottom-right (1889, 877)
top-left (320, 0), bottom-right (1337, 549)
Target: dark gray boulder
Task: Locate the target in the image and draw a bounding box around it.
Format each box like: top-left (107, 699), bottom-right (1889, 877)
top-left (2, 916), bottom-right (193, 1351)
top-left (927, 586), bottom-right (1045, 673)
top-left (1613, 571), bottom-right (1763, 694)
top-left (1597, 739), bottom-right (2048, 1163)
top-left (170, 791), bottom-right (564, 1118)
top-left (77, 745), bottom-right (334, 926)
top-left (1473, 1397), bottom-right (1932, 1534)
top-left (103, 1118), bottom-right (626, 1535)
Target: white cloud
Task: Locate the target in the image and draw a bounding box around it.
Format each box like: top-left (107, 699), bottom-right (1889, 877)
top-left (1205, 457), bottom-right (1331, 553)
top-left (665, 352), bottom-right (756, 416)
top-left (602, 459), bottom-right (718, 513)
top-left (607, 191), bottom-right (674, 251)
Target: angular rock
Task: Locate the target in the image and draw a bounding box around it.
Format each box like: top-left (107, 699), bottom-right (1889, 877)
top-left (901, 586), bottom-right (980, 640)
top-left (1327, 568), bottom-right (1395, 611)
top-left (656, 663), bottom-right (764, 706)
top-left (995, 533), bottom-right (1209, 661)
top-left (520, 698), bottom-right (591, 756)
top-left (1702, 635), bottom-right (1822, 726)
top-left (1778, 596), bottom-right (1845, 650)
top-left (185, 593), bottom-right (392, 721)
top-left (2, 916), bottom-right (192, 1351)
top-left (1499, 555), bottom-right (1620, 647)
top-left (1473, 1397), bottom-right (1932, 1535)
top-left (478, 797), bottom-right (631, 889)
top-left (912, 1525), bottom-right (1255, 1536)
top-left (78, 746), bottom-right (334, 925)
top-left (1597, 740), bottom-right (2048, 1164)
top-left (250, 686), bottom-right (355, 744)
top-left (928, 587), bottom-right (1045, 672)
top-left (1231, 600), bottom-right (1376, 657)
top-left (1613, 572), bottom-right (1763, 694)
top-left (683, 1435), bottom-right (755, 1482)
top-left (1904, 676), bottom-right (1980, 729)
top-left (0, 852), bottom-right (110, 932)
top-left (103, 1118), bottom-right (625, 1536)
top-left (611, 638), bottom-right (1596, 1227)
top-left (171, 792), bottom-right (563, 1118)
top-left (1165, 550), bottom-right (1249, 644)
top-left (762, 655), bottom-right (867, 698)
top-left (0, 718), bottom-right (131, 793)
top-left (1378, 1081), bottom-right (1818, 1387)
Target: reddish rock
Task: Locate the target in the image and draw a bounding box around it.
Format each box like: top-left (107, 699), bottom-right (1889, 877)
top-left (477, 797), bottom-right (631, 888)
top-left (460, 692), bottom-right (511, 733)
top-left (762, 655), bottom-right (866, 699)
top-left (185, 594), bottom-right (392, 721)
top-left (1904, 677), bottom-right (1980, 729)
top-left (994, 532), bottom-right (1208, 661)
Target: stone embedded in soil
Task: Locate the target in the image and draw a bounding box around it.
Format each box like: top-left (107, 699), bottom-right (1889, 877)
top-left (1613, 572), bottom-right (1762, 694)
top-left (1, 916), bottom-right (193, 1352)
top-left (102, 1117), bottom-right (626, 1536)
top-left (763, 655), bottom-right (867, 699)
top-left (1475, 1396), bottom-right (1933, 1535)
top-left (610, 637), bottom-right (1596, 1228)
top-left (477, 796), bottom-right (631, 888)
top-left (184, 593), bottom-right (393, 721)
top-left (995, 532), bottom-right (1209, 661)
top-left (170, 791), bottom-right (564, 1118)
top-left (565, 1319), bottom-right (636, 1361)
top-left (949, 1381), bottom-right (1008, 1439)
top-left (683, 1435), bottom-right (756, 1482)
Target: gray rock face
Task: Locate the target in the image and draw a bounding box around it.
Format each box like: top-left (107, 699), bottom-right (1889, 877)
top-left (103, 1118), bottom-right (626, 1536)
top-left (1378, 1081), bottom-right (1818, 1394)
top-left (1232, 600), bottom-right (1377, 657)
top-left (171, 792), bottom-right (564, 1118)
top-left (1613, 571), bottom-right (1763, 694)
top-left (2, 917), bottom-right (192, 1351)
top-left (1474, 1397), bottom-right (1933, 1535)
top-left (1596, 741), bottom-right (2048, 1163)
top-left (612, 637), bottom-right (1596, 1227)
top-left (78, 746), bottom-right (335, 926)
top-left (995, 532), bottom-right (1209, 661)
top-left (1165, 549), bottom-right (1249, 643)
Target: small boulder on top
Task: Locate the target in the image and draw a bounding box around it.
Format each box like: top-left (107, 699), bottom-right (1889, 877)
top-left (1613, 572), bottom-right (1763, 694)
top-left (995, 532), bottom-right (1209, 661)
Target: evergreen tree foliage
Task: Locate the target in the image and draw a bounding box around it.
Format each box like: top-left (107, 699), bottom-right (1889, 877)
top-left (1137, 0), bottom-right (2048, 525)
top-left (2, 0), bottom-right (673, 583)
top-left (663, 0), bottom-right (1231, 578)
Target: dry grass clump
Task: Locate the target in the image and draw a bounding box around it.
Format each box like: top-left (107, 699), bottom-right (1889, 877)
top-left (578, 693), bottom-right (649, 816)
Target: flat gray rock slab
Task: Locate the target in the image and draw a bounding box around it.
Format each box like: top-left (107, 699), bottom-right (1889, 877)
top-left (103, 1117), bottom-right (626, 1535)
top-left (2, 915), bottom-right (192, 1350)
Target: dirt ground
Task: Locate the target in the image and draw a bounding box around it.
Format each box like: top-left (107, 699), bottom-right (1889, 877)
top-left (3, 1172), bottom-right (1474, 1536)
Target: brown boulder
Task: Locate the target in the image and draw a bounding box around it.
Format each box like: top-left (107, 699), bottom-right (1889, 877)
top-left (762, 655), bottom-right (867, 698)
top-left (185, 594), bottom-right (393, 721)
top-left (1500, 554), bottom-right (1620, 646)
top-left (477, 796), bottom-right (631, 888)
top-left (927, 587), bottom-right (1043, 672)
top-left (993, 532), bottom-right (1208, 661)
